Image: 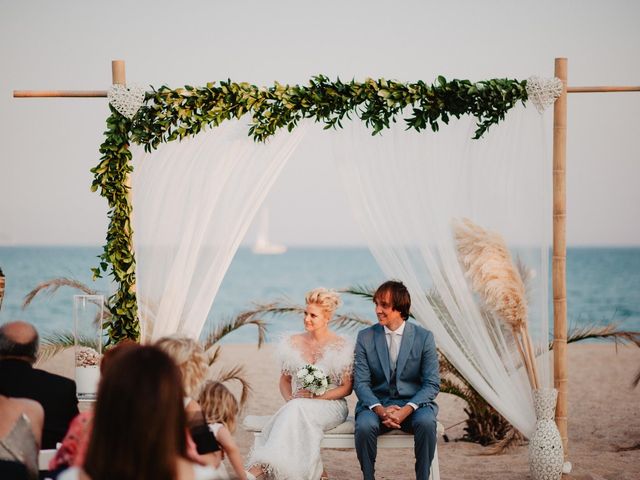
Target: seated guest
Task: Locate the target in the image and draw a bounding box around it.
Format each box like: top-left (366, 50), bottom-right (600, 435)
top-left (156, 335), bottom-right (221, 467)
top-left (57, 346), bottom-right (218, 480)
top-left (0, 321), bottom-right (78, 449)
top-left (198, 381), bottom-right (248, 480)
top-left (0, 392), bottom-right (44, 480)
top-left (48, 341), bottom-right (139, 476)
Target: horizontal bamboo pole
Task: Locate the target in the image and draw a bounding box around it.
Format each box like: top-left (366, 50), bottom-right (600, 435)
top-left (568, 86), bottom-right (640, 93)
top-left (13, 90), bottom-right (108, 98)
top-left (13, 86), bottom-right (639, 99)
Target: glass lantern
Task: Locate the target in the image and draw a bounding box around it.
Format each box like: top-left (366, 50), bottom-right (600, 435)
top-left (73, 295), bottom-right (104, 400)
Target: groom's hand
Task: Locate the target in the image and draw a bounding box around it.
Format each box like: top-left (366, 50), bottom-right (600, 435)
top-left (382, 417), bottom-right (401, 429)
top-left (373, 405), bottom-right (388, 420)
top-left (387, 405), bottom-right (413, 425)
top-left (373, 405), bottom-right (401, 429)
top-left (383, 406), bottom-right (403, 429)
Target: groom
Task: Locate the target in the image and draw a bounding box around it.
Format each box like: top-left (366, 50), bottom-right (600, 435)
top-left (354, 280), bottom-right (440, 480)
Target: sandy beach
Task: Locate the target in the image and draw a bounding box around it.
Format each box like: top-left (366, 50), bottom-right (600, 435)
top-left (41, 343), bottom-right (639, 479)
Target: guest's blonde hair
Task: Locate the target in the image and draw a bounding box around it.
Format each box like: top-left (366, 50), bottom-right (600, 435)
top-left (155, 335), bottom-right (208, 398)
top-left (305, 288), bottom-right (342, 316)
top-left (198, 381), bottom-right (239, 433)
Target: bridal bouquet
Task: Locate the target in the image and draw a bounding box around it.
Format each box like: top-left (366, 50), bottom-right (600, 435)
top-left (296, 364), bottom-right (330, 396)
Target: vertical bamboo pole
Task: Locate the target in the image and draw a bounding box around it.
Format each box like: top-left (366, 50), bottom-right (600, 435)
top-left (112, 60), bottom-right (126, 85)
top-left (553, 57), bottom-right (568, 456)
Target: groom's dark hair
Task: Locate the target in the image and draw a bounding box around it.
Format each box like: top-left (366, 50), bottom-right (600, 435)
top-left (374, 280), bottom-right (411, 320)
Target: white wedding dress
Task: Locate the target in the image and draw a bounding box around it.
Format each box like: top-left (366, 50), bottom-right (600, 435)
top-left (247, 335), bottom-right (354, 480)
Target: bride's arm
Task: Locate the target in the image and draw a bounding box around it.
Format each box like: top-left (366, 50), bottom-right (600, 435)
top-left (279, 372), bottom-right (294, 401)
top-left (315, 372), bottom-right (353, 401)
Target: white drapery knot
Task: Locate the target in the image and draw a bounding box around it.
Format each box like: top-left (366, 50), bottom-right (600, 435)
top-left (108, 84), bottom-right (145, 119)
top-left (526, 76), bottom-right (563, 113)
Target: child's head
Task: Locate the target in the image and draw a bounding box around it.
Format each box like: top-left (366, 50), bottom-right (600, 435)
top-left (198, 381), bottom-right (239, 433)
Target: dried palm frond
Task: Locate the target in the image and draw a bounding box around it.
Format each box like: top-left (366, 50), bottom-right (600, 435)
top-left (439, 353), bottom-right (484, 405)
top-left (214, 298), bottom-right (372, 336)
top-left (246, 300), bottom-right (305, 318)
top-left (562, 323), bottom-right (640, 348)
top-left (23, 277), bottom-right (100, 308)
top-left (483, 427), bottom-right (526, 454)
top-left (439, 377), bottom-right (469, 401)
top-left (453, 218), bottom-right (539, 390)
top-left (36, 330), bottom-right (101, 365)
top-left (202, 311), bottom-right (268, 351)
top-left (329, 314), bottom-right (372, 331)
top-left (212, 365), bottom-right (252, 409)
top-left (437, 351), bottom-right (512, 447)
top-left (22, 277), bottom-right (112, 326)
top-left (206, 345), bottom-right (222, 367)
top-left (340, 285), bottom-right (376, 302)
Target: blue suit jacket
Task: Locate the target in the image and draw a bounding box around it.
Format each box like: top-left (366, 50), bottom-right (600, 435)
top-left (354, 322), bottom-right (440, 415)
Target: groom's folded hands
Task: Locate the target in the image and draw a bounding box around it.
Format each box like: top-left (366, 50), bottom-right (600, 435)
top-left (372, 404), bottom-right (413, 429)
top-left (388, 405), bottom-right (413, 425)
top-left (380, 404), bottom-right (415, 428)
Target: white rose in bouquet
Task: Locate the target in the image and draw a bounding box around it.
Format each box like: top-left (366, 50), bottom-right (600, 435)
top-left (295, 363), bottom-right (330, 396)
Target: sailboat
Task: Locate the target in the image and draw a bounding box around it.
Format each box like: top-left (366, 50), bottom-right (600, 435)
top-left (252, 208), bottom-right (287, 255)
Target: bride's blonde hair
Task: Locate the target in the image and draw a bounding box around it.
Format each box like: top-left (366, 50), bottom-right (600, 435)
top-left (305, 288), bottom-right (342, 316)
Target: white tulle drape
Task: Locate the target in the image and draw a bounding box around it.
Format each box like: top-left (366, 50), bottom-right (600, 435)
top-left (333, 104), bottom-right (552, 437)
top-left (129, 99), bottom-right (551, 437)
top-left (130, 120), bottom-right (305, 342)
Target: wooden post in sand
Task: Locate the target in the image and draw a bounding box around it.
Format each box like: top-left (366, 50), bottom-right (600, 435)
top-left (552, 59), bottom-right (640, 461)
top-left (552, 57), bottom-right (569, 456)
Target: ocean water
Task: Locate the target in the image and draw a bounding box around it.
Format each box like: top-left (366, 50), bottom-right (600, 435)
top-left (0, 246), bottom-right (638, 344)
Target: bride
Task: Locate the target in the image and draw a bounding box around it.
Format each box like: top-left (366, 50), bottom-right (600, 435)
top-left (247, 288), bottom-right (354, 480)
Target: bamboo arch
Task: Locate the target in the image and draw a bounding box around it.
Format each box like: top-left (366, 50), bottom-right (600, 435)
top-left (13, 58), bottom-right (640, 460)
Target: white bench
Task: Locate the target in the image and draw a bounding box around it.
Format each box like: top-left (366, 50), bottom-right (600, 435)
top-left (243, 415), bottom-right (443, 480)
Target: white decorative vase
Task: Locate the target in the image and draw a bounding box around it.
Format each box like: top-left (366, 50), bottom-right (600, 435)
top-left (73, 295), bottom-right (104, 400)
top-left (75, 365), bottom-right (100, 399)
top-left (529, 388), bottom-right (564, 480)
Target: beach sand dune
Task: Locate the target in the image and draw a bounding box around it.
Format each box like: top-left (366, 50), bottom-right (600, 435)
top-left (41, 343), bottom-right (639, 479)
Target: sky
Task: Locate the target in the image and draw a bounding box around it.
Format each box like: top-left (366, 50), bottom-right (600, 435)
top-left (0, 0), bottom-right (639, 247)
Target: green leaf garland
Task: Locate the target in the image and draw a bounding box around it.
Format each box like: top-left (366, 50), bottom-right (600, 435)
top-left (96, 75), bottom-right (529, 341)
top-left (92, 105), bottom-right (138, 343)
